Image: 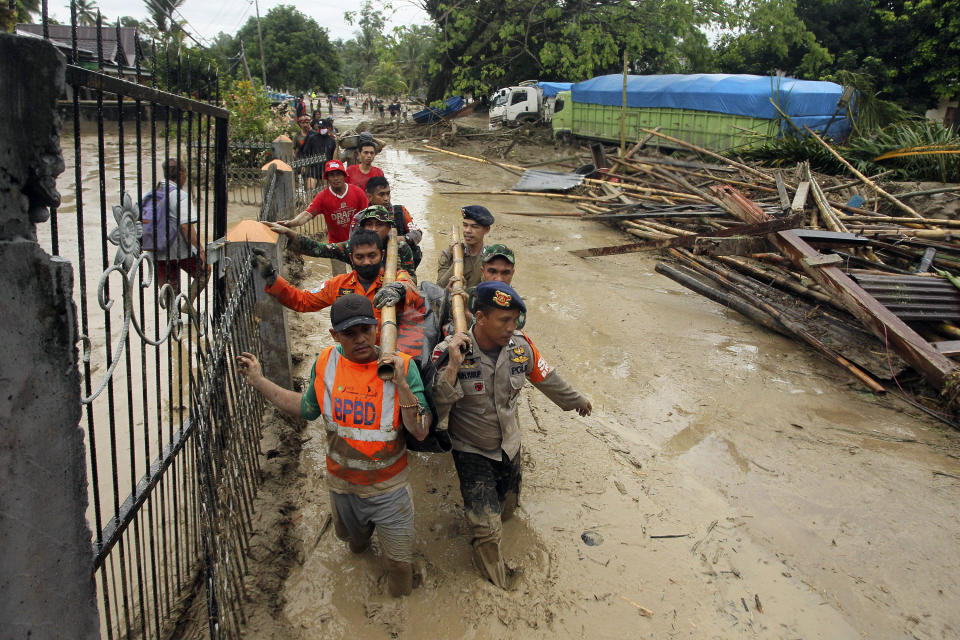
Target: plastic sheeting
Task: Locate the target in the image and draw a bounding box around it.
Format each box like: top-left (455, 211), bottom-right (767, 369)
top-left (571, 74), bottom-right (846, 120)
top-left (537, 82), bottom-right (573, 98)
top-left (511, 169), bottom-right (585, 192)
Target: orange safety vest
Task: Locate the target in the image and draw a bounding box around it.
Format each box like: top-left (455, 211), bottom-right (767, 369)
top-left (315, 346), bottom-right (411, 485)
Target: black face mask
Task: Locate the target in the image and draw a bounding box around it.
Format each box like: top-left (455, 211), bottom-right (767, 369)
top-left (354, 262), bottom-right (381, 281)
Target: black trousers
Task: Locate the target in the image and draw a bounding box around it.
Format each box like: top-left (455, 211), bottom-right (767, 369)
top-left (451, 448), bottom-right (522, 517)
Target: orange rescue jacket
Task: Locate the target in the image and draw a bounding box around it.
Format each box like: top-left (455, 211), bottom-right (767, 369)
top-left (314, 346), bottom-right (412, 485)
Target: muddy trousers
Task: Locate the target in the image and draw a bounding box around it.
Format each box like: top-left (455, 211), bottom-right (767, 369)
top-left (451, 449), bottom-right (522, 589)
top-left (329, 486), bottom-right (415, 597)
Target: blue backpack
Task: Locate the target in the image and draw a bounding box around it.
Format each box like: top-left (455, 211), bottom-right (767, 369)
top-left (140, 183), bottom-right (179, 253)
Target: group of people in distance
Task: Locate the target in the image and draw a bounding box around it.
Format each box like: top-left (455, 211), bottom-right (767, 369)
top-left (237, 140), bottom-right (592, 596)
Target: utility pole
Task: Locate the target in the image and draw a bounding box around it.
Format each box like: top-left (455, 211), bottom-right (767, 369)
top-left (620, 49), bottom-right (628, 156)
top-left (239, 38), bottom-right (253, 84)
top-left (254, 0), bottom-right (267, 87)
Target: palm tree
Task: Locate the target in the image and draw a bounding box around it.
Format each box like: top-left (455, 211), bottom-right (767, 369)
top-left (73, 0), bottom-right (99, 26)
top-left (144, 0), bottom-right (184, 36)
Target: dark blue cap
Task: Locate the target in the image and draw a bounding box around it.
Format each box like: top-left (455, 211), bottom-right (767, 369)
top-left (462, 205), bottom-right (494, 226)
top-left (474, 281), bottom-right (526, 313)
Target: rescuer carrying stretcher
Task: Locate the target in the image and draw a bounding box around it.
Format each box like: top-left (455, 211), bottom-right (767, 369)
top-left (236, 294), bottom-right (430, 597)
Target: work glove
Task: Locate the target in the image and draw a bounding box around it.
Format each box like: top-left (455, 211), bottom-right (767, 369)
top-left (373, 281), bottom-right (405, 309)
top-left (250, 247), bottom-right (277, 286)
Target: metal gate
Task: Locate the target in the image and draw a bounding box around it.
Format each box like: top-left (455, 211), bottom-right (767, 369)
top-left (30, 4), bottom-right (266, 637)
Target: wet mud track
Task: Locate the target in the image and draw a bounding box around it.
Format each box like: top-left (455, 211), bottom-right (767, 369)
top-left (237, 136), bottom-right (960, 640)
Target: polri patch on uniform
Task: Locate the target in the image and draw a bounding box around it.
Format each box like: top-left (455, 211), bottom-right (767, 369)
top-left (458, 370), bottom-right (482, 380)
top-left (474, 381), bottom-right (484, 392)
top-left (510, 365), bottom-right (525, 376)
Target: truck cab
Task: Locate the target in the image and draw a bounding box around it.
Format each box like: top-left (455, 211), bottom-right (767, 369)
top-left (489, 82), bottom-right (544, 127)
top-left (551, 90), bottom-right (572, 139)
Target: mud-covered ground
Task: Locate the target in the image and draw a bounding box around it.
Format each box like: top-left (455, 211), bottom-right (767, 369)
top-left (214, 110), bottom-right (960, 640)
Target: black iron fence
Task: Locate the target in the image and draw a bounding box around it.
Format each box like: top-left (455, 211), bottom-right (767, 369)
top-left (33, 4), bottom-right (267, 638)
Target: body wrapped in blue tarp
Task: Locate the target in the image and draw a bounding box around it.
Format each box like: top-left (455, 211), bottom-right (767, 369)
top-left (571, 74), bottom-right (850, 137)
top-left (537, 81), bottom-right (573, 98)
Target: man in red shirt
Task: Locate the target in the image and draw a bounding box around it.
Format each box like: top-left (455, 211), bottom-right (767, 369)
top-left (279, 159), bottom-right (369, 275)
top-left (345, 140), bottom-right (384, 193)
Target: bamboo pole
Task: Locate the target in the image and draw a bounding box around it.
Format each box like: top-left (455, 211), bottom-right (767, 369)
top-left (450, 223), bottom-right (469, 337)
top-left (802, 126), bottom-right (922, 219)
top-left (377, 229), bottom-right (400, 380)
top-left (424, 144), bottom-right (703, 200)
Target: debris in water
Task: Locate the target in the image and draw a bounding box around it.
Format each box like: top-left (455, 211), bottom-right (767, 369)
top-left (581, 530), bottom-right (604, 546)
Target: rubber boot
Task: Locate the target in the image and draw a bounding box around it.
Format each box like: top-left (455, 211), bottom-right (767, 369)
top-left (384, 558), bottom-right (413, 597)
top-left (500, 491), bottom-right (518, 523)
top-left (472, 540), bottom-right (509, 589)
top-left (467, 509), bottom-right (515, 589)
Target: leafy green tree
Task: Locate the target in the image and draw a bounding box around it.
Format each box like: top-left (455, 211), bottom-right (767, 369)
top-left (718, 0), bottom-right (960, 111)
top-left (235, 5), bottom-right (341, 91)
top-left (391, 24), bottom-right (438, 96)
top-left (2, 0), bottom-right (38, 31)
top-left (715, 0), bottom-right (833, 78)
top-left (343, 0), bottom-right (389, 86)
top-left (363, 58), bottom-right (407, 96)
top-left (423, 0), bottom-right (735, 101)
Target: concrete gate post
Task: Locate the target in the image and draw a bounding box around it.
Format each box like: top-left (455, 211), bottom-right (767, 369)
top-left (261, 159), bottom-right (295, 222)
top-left (272, 134), bottom-right (294, 164)
top-left (225, 221), bottom-right (293, 390)
top-left (0, 34), bottom-right (100, 639)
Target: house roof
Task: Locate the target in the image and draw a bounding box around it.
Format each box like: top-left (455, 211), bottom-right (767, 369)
top-left (16, 24), bottom-right (138, 67)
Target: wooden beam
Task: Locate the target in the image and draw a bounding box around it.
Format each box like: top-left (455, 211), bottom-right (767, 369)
top-left (710, 185), bottom-right (959, 394)
top-left (774, 229), bottom-right (957, 389)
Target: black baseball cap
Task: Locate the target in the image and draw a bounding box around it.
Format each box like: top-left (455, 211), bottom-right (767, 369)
top-left (330, 294), bottom-right (378, 332)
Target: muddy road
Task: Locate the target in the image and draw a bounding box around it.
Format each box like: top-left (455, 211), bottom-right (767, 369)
top-left (234, 125), bottom-right (960, 639)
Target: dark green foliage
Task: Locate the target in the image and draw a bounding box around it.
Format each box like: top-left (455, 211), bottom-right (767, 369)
top-left (233, 5), bottom-right (341, 92)
top-left (423, 0), bottom-right (731, 101)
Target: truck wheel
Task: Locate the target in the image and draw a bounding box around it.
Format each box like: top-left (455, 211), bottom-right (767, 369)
top-left (518, 114), bottom-right (539, 125)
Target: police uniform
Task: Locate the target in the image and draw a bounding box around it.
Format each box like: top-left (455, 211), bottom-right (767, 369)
top-left (436, 205), bottom-right (495, 288)
top-left (431, 282), bottom-right (588, 588)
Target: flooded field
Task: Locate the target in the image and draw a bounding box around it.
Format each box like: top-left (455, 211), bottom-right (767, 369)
top-left (229, 114), bottom-right (960, 640)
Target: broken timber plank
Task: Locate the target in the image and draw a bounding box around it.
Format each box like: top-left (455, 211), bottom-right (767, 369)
top-left (570, 242), bottom-right (654, 258)
top-left (776, 228), bottom-right (958, 391)
top-left (659, 213), bottom-right (802, 249)
top-left (934, 341), bottom-right (960, 356)
top-left (711, 185), bottom-right (960, 396)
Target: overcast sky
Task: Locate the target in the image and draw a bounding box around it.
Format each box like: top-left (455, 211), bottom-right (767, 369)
top-left (46, 0), bottom-right (430, 45)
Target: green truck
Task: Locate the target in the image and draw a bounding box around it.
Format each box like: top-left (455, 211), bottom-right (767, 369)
top-left (552, 74), bottom-right (851, 152)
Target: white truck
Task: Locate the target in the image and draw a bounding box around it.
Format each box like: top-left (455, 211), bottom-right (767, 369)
top-left (489, 80), bottom-right (573, 128)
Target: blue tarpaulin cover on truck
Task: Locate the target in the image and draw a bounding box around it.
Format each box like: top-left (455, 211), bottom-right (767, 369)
top-left (571, 74), bottom-right (850, 135)
top-left (537, 82), bottom-right (573, 97)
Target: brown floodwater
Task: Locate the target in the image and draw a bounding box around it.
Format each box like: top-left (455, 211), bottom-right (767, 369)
top-left (233, 118), bottom-right (960, 640)
top-left (53, 110), bottom-right (960, 639)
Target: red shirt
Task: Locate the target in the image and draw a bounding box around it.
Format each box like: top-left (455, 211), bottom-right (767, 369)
top-left (345, 164), bottom-right (384, 193)
top-left (306, 184), bottom-right (369, 243)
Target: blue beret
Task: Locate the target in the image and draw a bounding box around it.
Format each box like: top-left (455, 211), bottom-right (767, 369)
top-left (474, 281), bottom-right (526, 313)
top-left (462, 205), bottom-right (494, 226)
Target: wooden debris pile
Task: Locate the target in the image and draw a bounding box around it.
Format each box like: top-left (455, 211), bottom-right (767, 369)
top-left (425, 130), bottom-right (960, 423)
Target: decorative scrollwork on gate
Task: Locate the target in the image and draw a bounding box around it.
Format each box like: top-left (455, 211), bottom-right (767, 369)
top-left (80, 192), bottom-right (205, 405)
